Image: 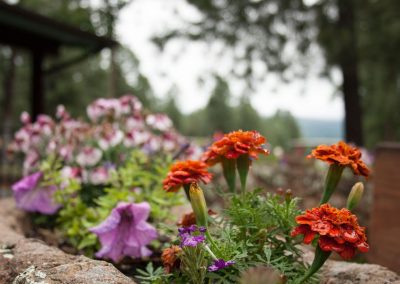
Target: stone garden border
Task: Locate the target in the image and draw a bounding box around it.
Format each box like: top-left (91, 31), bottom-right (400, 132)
top-left (0, 198), bottom-right (135, 284)
top-left (0, 198), bottom-right (398, 284)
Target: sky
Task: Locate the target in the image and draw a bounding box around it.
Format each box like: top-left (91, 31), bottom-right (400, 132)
top-left (115, 0), bottom-right (344, 120)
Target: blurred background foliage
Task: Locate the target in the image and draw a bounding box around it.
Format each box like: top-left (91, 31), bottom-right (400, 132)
top-left (154, 0), bottom-right (400, 148)
top-left (1, 0), bottom-right (400, 149)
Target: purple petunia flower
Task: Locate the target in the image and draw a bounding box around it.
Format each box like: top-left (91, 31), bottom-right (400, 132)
top-left (90, 202), bottom-right (158, 262)
top-left (208, 259), bottom-right (235, 272)
top-left (12, 172), bottom-right (61, 215)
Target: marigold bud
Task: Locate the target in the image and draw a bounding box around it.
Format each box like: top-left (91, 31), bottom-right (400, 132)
top-left (189, 183), bottom-right (208, 228)
top-left (285, 189), bottom-right (292, 203)
top-left (347, 182), bottom-right (364, 210)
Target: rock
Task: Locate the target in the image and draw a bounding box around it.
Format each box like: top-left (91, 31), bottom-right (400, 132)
top-left (0, 198), bottom-right (135, 284)
top-left (302, 250), bottom-right (400, 284)
top-left (321, 260), bottom-right (400, 284)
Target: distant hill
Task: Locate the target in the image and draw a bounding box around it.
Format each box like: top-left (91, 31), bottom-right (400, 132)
top-left (297, 118), bottom-right (343, 139)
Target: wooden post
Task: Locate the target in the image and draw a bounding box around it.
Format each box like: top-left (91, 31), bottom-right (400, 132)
top-left (31, 50), bottom-right (44, 120)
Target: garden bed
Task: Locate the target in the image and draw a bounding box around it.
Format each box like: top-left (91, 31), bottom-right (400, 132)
top-left (1, 198), bottom-right (399, 284)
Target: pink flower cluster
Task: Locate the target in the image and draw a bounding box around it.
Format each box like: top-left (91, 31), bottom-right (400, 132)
top-left (10, 95), bottom-right (199, 182)
top-left (10, 95), bottom-right (201, 213)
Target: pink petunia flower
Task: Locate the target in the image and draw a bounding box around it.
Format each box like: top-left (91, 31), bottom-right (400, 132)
top-left (12, 172), bottom-right (61, 215)
top-left (90, 202), bottom-right (158, 262)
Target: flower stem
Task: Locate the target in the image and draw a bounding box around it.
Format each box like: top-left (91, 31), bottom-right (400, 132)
top-left (297, 246), bottom-right (331, 284)
top-left (203, 243), bottom-right (218, 260)
top-left (183, 184), bottom-right (191, 202)
top-left (320, 164), bottom-right (344, 204)
top-left (237, 154), bottom-right (250, 194)
top-left (222, 158), bottom-right (236, 193)
top-left (204, 230), bottom-right (223, 257)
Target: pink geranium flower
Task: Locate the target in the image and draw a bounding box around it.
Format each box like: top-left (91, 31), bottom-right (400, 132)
top-left (76, 147), bottom-right (102, 167)
top-left (87, 98), bottom-right (122, 122)
top-left (124, 130), bottom-right (151, 147)
top-left (146, 114), bottom-right (173, 132)
top-left (12, 172), bottom-right (61, 214)
top-left (98, 129), bottom-right (124, 150)
top-left (89, 166), bottom-right (111, 185)
top-left (119, 95), bottom-right (142, 115)
top-left (90, 202), bottom-right (158, 262)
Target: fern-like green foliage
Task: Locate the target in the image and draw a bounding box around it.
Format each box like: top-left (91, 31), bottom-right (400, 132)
top-left (54, 150), bottom-right (183, 255)
top-left (135, 262), bottom-right (171, 284)
top-left (205, 190), bottom-right (313, 283)
top-left (152, 189), bottom-right (318, 284)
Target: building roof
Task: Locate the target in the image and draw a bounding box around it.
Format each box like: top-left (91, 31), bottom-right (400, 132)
top-left (0, 1), bottom-right (117, 53)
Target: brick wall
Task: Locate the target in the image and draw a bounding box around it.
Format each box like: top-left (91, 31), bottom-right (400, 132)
top-left (368, 142), bottom-right (400, 272)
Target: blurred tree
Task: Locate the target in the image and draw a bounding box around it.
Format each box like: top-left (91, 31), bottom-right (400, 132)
top-left (181, 108), bottom-right (209, 136)
top-left (235, 95), bottom-right (261, 131)
top-left (162, 87), bottom-right (183, 130)
top-left (206, 76), bottom-right (235, 133)
top-left (156, 0), bottom-right (400, 146)
top-left (91, 0), bottom-right (131, 98)
top-left (177, 76), bottom-right (300, 148)
top-left (114, 47), bottom-right (155, 108)
top-left (357, 0), bottom-right (400, 147)
top-left (262, 110), bottom-right (300, 149)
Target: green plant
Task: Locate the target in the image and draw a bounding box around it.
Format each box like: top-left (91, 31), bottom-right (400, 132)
top-left (135, 263), bottom-right (170, 284)
top-left (210, 190), bottom-right (315, 283)
top-left (54, 150), bottom-right (184, 255)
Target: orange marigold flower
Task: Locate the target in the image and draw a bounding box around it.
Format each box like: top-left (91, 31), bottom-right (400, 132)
top-left (202, 130), bottom-right (269, 166)
top-left (307, 141), bottom-right (370, 177)
top-left (291, 203), bottom-right (369, 260)
top-left (163, 160), bottom-right (212, 192)
top-left (161, 245), bottom-right (182, 273)
top-left (177, 209), bottom-right (217, 227)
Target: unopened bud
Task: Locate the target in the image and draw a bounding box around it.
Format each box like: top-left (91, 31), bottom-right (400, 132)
top-left (346, 182), bottom-right (364, 210)
top-left (285, 189), bottom-right (292, 203)
top-left (189, 183), bottom-right (208, 228)
top-left (20, 111), bottom-right (31, 124)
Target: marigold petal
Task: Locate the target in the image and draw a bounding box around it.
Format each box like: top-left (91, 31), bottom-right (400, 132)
top-left (357, 241), bottom-right (370, 253)
top-left (342, 228), bottom-right (359, 243)
top-left (311, 221), bottom-right (332, 235)
top-left (339, 245), bottom-right (356, 260)
top-left (308, 141), bottom-right (370, 177)
top-left (303, 230), bottom-right (316, 244)
top-left (162, 160), bottom-right (212, 192)
top-left (293, 203), bottom-right (369, 260)
top-left (202, 130), bottom-right (269, 165)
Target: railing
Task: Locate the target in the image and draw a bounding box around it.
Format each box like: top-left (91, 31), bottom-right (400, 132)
top-left (0, 134), bottom-right (22, 197)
